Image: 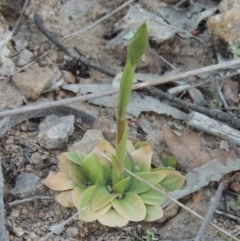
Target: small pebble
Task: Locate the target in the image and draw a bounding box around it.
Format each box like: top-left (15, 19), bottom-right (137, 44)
top-left (31, 152), bottom-right (42, 165)
top-left (30, 232), bottom-right (38, 239)
top-left (21, 208), bottom-right (28, 215)
top-left (20, 124), bottom-right (28, 131)
top-left (219, 140), bottom-right (229, 150)
top-left (6, 137), bottom-right (14, 144)
top-left (66, 227), bottom-right (78, 237)
top-left (11, 209), bottom-right (20, 218)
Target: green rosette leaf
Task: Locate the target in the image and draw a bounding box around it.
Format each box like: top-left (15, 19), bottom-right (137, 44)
top-left (81, 153), bottom-right (103, 185)
top-left (152, 167), bottom-right (185, 191)
top-left (126, 172), bottom-right (166, 194)
top-left (65, 149), bottom-right (86, 165)
top-left (112, 176), bottom-right (130, 193)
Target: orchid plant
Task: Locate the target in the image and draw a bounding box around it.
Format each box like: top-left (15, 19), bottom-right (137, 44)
top-left (43, 23), bottom-right (185, 227)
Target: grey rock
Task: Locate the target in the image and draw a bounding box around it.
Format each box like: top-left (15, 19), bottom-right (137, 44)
top-left (17, 49), bottom-right (33, 67)
top-left (12, 25), bottom-right (30, 51)
top-left (38, 114), bottom-right (75, 149)
top-left (66, 227), bottom-right (78, 238)
top-left (11, 172), bottom-right (44, 198)
top-left (71, 129), bottom-right (105, 154)
top-left (114, 4), bottom-right (176, 45)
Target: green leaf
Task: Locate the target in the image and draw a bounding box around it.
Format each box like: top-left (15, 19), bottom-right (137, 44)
top-left (100, 163), bottom-right (112, 186)
top-left (112, 176), bottom-right (130, 193)
top-left (72, 185), bottom-right (86, 208)
top-left (152, 168), bottom-right (185, 191)
top-left (43, 172), bottom-right (75, 191)
top-left (130, 143), bottom-right (153, 172)
top-left (98, 208), bottom-right (129, 227)
top-left (112, 193), bottom-right (146, 221)
top-left (57, 152), bottom-right (74, 174)
top-left (91, 186), bottom-right (117, 212)
top-left (68, 166), bottom-right (88, 188)
top-left (65, 149), bottom-right (86, 165)
top-left (127, 22), bottom-right (148, 68)
top-left (144, 205), bottom-right (163, 222)
top-left (139, 184), bottom-right (167, 205)
top-left (126, 140), bottom-right (135, 153)
top-left (79, 185), bottom-right (111, 222)
top-left (81, 153), bottom-right (103, 185)
top-left (126, 172), bottom-right (166, 194)
top-left (161, 156), bottom-right (178, 169)
top-left (55, 190), bottom-right (74, 208)
top-left (91, 140), bottom-right (115, 166)
top-left (134, 141), bottom-right (149, 149)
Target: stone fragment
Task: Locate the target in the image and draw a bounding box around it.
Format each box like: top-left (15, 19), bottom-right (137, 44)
top-left (12, 25), bottom-right (30, 51)
top-left (38, 114), bottom-right (75, 149)
top-left (11, 172), bottom-right (44, 198)
top-left (207, 6), bottom-right (240, 58)
top-left (71, 129), bottom-right (105, 154)
top-left (219, 0), bottom-right (240, 12)
top-left (107, 4), bottom-right (175, 67)
top-left (219, 140), bottom-right (230, 150)
top-left (114, 4), bottom-right (176, 44)
top-left (66, 227), bottom-right (78, 238)
top-left (31, 152), bottom-right (42, 165)
top-left (158, 203), bottom-right (179, 223)
top-left (12, 67), bottom-right (53, 100)
top-left (17, 49), bottom-right (33, 66)
top-left (62, 70), bottom-right (76, 84)
top-left (10, 209), bottom-right (20, 218)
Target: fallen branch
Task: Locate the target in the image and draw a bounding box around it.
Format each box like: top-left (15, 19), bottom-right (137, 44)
top-left (1, 58), bottom-right (240, 118)
top-left (147, 86), bottom-right (240, 130)
top-left (187, 112), bottom-right (240, 145)
top-left (0, 160), bottom-right (8, 241)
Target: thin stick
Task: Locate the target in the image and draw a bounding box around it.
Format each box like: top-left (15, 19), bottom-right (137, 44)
top-left (9, 196), bottom-right (53, 206)
top-left (1, 58), bottom-right (240, 118)
top-left (34, 14), bottom-right (116, 77)
top-left (194, 176), bottom-right (229, 241)
top-left (40, 208), bottom-right (85, 241)
top-left (12, 0), bottom-right (30, 35)
top-left (61, 0), bottom-right (134, 42)
top-left (215, 209), bottom-right (240, 223)
top-left (123, 168), bottom-right (240, 241)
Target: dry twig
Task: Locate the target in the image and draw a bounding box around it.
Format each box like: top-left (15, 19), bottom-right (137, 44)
top-left (1, 58), bottom-right (240, 118)
top-left (8, 196), bottom-right (53, 206)
top-left (194, 176), bottom-right (230, 241)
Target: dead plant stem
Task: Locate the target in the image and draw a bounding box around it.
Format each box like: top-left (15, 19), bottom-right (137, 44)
top-left (194, 176), bottom-right (229, 241)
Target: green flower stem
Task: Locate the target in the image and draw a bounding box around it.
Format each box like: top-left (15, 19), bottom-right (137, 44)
top-left (115, 22), bottom-right (148, 176)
